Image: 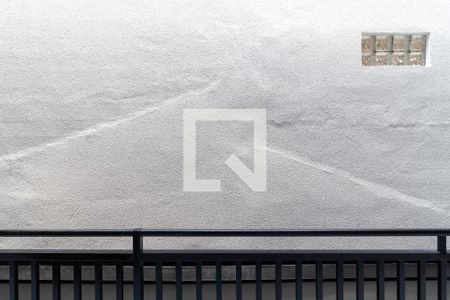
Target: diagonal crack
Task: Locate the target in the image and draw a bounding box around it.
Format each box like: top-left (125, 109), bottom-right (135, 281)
top-left (0, 81), bottom-right (220, 166)
top-left (265, 146), bottom-right (450, 216)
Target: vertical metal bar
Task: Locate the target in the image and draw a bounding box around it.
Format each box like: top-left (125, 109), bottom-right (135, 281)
top-left (236, 261), bottom-right (242, 300)
top-left (9, 261), bottom-right (18, 300)
top-left (256, 261), bottom-right (262, 300)
top-left (216, 262), bottom-right (222, 300)
top-left (95, 263), bottom-right (103, 300)
top-left (31, 261), bottom-right (40, 300)
top-left (52, 262), bottom-right (61, 300)
top-left (377, 261), bottom-right (385, 300)
top-left (176, 262), bottom-right (183, 300)
top-left (133, 231), bottom-right (144, 300)
top-left (356, 261), bottom-right (364, 300)
top-left (155, 262), bottom-right (163, 300)
top-left (397, 261), bottom-right (405, 300)
top-left (438, 236), bottom-right (447, 253)
top-left (336, 261), bottom-right (344, 300)
top-left (196, 262), bottom-right (202, 300)
top-left (417, 261), bottom-right (426, 300)
top-left (73, 262), bottom-right (82, 300)
top-left (275, 261), bottom-right (282, 300)
top-left (116, 262), bottom-right (124, 300)
top-left (438, 260), bottom-right (447, 300)
top-left (316, 261), bottom-right (323, 300)
top-left (295, 260), bottom-right (302, 300)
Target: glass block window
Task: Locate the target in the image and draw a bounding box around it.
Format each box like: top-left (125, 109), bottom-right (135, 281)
top-left (362, 33), bottom-right (428, 66)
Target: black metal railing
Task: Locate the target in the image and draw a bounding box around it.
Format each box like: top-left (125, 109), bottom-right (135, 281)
top-left (0, 229), bottom-right (449, 300)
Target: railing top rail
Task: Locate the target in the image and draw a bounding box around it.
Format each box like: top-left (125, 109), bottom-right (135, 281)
top-left (0, 228), bottom-right (449, 237)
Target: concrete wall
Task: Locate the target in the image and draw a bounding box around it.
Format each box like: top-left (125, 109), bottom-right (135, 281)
top-left (0, 0), bottom-right (449, 249)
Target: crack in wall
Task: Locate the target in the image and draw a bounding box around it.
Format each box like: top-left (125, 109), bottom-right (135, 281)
top-left (0, 81), bottom-right (220, 167)
top-left (265, 146), bottom-right (449, 217)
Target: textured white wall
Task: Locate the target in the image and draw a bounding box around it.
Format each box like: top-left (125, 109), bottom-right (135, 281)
top-left (0, 0), bottom-right (449, 249)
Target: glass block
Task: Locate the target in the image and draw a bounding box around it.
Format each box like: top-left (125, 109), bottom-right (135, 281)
top-left (409, 35), bottom-right (426, 51)
top-left (362, 32), bottom-right (427, 67)
top-left (408, 52), bottom-right (425, 66)
top-left (392, 52), bottom-right (407, 66)
top-left (362, 53), bottom-right (373, 66)
top-left (375, 35), bottom-right (392, 52)
top-left (393, 35), bottom-right (408, 51)
top-left (375, 53), bottom-right (390, 65)
top-left (362, 36), bottom-right (374, 52)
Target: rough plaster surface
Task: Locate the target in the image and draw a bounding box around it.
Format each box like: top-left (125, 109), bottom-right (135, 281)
top-left (0, 0), bottom-right (449, 249)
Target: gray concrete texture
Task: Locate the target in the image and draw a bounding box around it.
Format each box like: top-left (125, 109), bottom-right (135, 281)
top-left (0, 0), bottom-right (450, 249)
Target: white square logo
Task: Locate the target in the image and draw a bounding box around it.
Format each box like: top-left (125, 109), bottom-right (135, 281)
top-left (183, 109), bottom-right (267, 192)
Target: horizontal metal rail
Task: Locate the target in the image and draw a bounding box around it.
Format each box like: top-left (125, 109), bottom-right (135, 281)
top-left (0, 228), bottom-right (450, 237)
top-left (0, 229), bottom-right (449, 300)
